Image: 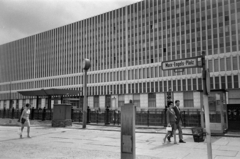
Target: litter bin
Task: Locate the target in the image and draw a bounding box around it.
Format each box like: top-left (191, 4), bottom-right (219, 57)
top-left (191, 127), bottom-right (205, 142)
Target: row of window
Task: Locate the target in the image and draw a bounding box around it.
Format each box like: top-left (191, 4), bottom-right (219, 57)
top-left (2, 89), bottom-right (240, 110)
top-left (0, 74), bottom-right (239, 100)
top-left (0, 54), bottom-right (239, 91)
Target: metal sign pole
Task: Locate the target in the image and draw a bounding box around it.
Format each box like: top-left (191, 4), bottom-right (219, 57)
top-left (202, 52), bottom-right (212, 159)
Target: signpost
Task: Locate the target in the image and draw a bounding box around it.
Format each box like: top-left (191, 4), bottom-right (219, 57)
top-left (162, 52), bottom-right (212, 159)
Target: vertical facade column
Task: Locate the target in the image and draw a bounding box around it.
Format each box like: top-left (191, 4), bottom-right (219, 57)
top-left (48, 95), bottom-right (51, 109)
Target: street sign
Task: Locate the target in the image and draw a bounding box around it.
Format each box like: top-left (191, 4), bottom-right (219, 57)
top-left (161, 56), bottom-right (202, 70)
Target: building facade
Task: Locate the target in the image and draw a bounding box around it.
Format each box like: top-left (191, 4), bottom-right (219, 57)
top-left (0, 0), bottom-right (240, 111)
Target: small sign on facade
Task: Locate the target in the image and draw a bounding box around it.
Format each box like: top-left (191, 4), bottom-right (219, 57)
top-left (162, 56), bottom-right (202, 70)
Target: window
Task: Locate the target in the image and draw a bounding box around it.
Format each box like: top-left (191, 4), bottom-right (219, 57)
top-left (228, 90), bottom-right (240, 104)
top-left (226, 57), bottom-right (231, 71)
top-left (198, 78), bottom-right (202, 90)
top-left (220, 58), bottom-right (225, 71)
top-left (232, 57), bottom-right (238, 70)
top-left (133, 94), bottom-right (140, 110)
top-left (234, 75), bottom-right (239, 88)
top-left (187, 79), bottom-right (192, 90)
top-left (214, 59), bottom-right (219, 72)
top-left (221, 76), bottom-right (226, 89)
top-left (227, 76), bottom-right (232, 89)
top-left (118, 95), bottom-right (124, 109)
top-left (208, 60), bottom-right (213, 72)
top-left (182, 79), bottom-right (186, 91)
top-left (193, 79), bottom-right (197, 90)
top-left (148, 93), bottom-right (156, 108)
top-left (184, 92), bottom-right (194, 107)
top-left (177, 80), bottom-right (181, 91)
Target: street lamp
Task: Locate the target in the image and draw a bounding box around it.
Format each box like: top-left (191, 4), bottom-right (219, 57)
top-left (82, 59), bottom-right (91, 129)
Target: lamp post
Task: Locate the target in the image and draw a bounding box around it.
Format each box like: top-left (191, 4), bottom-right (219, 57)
top-left (202, 51), bottom-right (212, 159)
top-left (82, 59), bottom-right (91, 129)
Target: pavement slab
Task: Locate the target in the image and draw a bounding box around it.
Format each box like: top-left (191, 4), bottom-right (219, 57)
top-left (0, 119), bottom-right (240, 159)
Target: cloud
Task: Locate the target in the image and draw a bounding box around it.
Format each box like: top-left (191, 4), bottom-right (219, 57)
top-left (0, 0), bottom-right (141, 45)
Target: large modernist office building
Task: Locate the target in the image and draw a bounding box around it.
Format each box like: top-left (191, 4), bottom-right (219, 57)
top-left (0, 0), bottom-right (240, 111)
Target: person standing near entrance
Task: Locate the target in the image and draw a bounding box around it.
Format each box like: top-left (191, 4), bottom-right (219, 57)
top-left (19, 103), bottom-right (31, 138)
top-left (168, 100), bottom-right (186, 143)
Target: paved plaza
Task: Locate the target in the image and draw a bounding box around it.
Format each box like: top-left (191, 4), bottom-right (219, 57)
top-left (0, 119), bottom-right (240, 159)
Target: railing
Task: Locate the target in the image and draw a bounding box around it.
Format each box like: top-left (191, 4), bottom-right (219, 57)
top-left (0, 107), bottom-right (201, 127)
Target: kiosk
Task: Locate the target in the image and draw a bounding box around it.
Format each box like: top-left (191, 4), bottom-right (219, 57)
top-left (52, 104), bottom-right (72, 127)
top-left (201, 90), bottom-right (228, 134)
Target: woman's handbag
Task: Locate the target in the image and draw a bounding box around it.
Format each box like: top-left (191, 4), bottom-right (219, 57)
top-left (21, 118), bottom-right (26, 124)
top-left (166, 126), bottom-right (172, 132)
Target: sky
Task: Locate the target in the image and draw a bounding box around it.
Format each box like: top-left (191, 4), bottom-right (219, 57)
top-left (0, 0), bottom-right (141, 45)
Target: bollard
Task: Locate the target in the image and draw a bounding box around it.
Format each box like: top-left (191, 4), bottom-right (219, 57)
top-left (87, 106), bottom-right (91, 124)
top-left (71, 108), bottom-right (74, 121)
top-left (105, 107), bottom-right (110, 125)
top-left (114, 110), bottom-right (116, 125)
top-left (31, 107), bottom-right (35, 120)
top-left (11, 108), bottom-right (15, 119)
top-left (3, 107), bottom-right (6, 118)
top-left (97, 110), bottom-right (99, 124)
top-left (147, 110), bottom-right (149, 127)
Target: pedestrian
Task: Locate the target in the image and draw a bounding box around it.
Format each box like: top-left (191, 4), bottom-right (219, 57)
top-left (19, 103), bottom-right (31, 138)
top-left (168, 100), bottom-right (186, 143)
top-left (163, 101), bottom-right (177, 144)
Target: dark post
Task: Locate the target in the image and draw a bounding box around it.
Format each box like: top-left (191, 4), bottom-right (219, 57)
top-left (114, 110), bottom-right (116, 125)
top-left (3, 107), bottom-right (6, 118)
top-left (183, 111), bottom-right (186, 127)
top-left (11, 107), bottom-right (14, 119)
top-left (31, 107), bottom-right (35, 120)
top-left (97, 110), bottom-right (99, 124)
top-left (147, 110), bottom-right (149, 127)
top-left (105, 106), bottom-right (110, 125)
top-left (87, 106), bottom-right (91, 124)
top-left (117, 110), bottom-right (120, 125)
top-left (71, 107), bottom-right (74, 121)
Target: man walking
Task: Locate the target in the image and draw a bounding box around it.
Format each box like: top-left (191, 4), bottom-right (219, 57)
top-left (168, 100), bottom-right (186, 143)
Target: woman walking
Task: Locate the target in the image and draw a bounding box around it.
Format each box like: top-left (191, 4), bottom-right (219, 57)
top-left (163, 101), bottom-right (177, 144)
top-left (19, 103), bottom-right (31, 138)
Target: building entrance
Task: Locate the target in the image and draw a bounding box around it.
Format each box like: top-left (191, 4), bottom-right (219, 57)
top-left (227, 104), bottom-right (240, 131)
